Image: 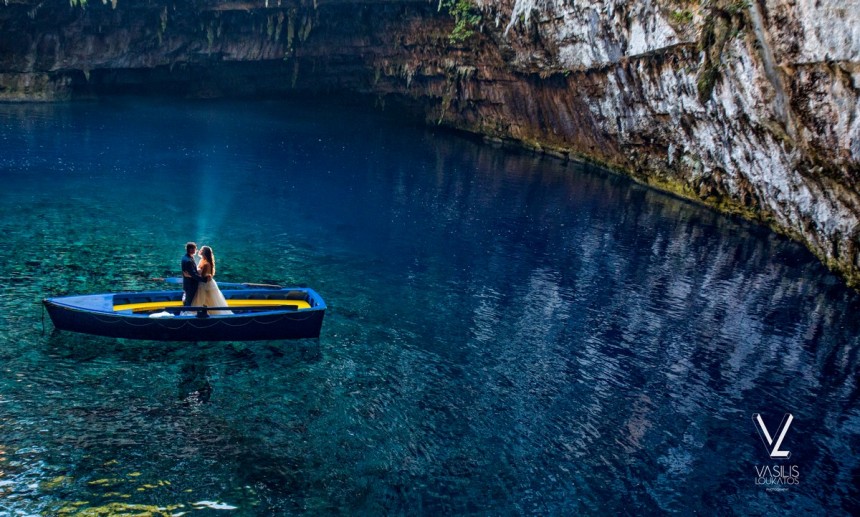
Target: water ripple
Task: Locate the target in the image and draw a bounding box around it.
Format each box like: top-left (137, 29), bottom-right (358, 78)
top-left (0, 98), bottom-right (858, 515)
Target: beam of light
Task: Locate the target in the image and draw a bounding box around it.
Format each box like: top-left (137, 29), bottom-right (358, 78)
top-left (194, 146), bottom-right (233, 244)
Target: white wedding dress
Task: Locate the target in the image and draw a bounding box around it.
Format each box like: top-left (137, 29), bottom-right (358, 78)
top-left (191, 278), bottom-right (232, 315)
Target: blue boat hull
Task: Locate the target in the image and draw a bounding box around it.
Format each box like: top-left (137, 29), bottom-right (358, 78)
top-left (43, 288), bottom-right (326, 341)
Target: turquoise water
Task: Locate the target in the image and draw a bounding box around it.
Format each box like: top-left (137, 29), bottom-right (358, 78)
top-left (0, 97), bottom-right (858, 515)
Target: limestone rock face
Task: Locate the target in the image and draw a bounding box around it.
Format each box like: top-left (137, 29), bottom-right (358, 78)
top-left (1, 0), bottom-right (858, 285)
top-left (467, 0), bottom-right (860, 284)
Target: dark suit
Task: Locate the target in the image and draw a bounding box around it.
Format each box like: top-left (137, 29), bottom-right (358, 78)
top-left (181, 253), bottom-right (203, 306)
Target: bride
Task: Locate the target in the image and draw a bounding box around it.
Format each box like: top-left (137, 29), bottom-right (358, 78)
top-left (191, 245), bottom-right (232, 315)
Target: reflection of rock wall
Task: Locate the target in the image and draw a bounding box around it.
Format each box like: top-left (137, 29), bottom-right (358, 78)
top-left (1, 0), bottom-right (858, 286)
top-left (342, 135), bottom-right (860, 513)
top-left (461, 0), bottom-right (860, 288)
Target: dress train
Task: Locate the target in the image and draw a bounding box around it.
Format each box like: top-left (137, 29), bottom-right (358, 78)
top-left (191, 279), bottom-right (233, 315)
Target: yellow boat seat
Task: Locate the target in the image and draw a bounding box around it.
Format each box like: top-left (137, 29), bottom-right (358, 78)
top-left (114, 299), bottom-right (311, 312)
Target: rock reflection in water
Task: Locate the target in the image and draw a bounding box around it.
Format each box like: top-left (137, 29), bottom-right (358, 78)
top-left (0, 98), bottom-right (857, 515)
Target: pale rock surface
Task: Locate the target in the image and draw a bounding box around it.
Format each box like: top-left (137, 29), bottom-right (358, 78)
top-left (473, 0), bottom-right (860, 283)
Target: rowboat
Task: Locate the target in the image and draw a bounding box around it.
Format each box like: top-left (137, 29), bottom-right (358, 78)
top-left (43, 287), bottom-right (326, 341)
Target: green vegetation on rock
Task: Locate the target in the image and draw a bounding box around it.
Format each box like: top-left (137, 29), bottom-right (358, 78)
top-left (439, 0), bottom-right (481, 44)
top-left (696, 0), bottom-right (748, 103)
top-left (670, 9), bottom-right (694, 26)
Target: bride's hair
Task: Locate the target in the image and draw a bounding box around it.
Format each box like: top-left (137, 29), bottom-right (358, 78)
top-left (200, 246), bottom-right (216, 275)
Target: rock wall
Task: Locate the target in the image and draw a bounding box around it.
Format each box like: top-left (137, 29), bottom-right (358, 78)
top-left (453, 0), bottom-right (860, 286)
top-left (1, 0), bottom-right (858, 286)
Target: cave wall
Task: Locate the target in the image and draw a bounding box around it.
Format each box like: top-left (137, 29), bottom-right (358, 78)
top-left (1, 0), bottom-right (859, 286)
top-left (458, 0), bottom-right (860, 287)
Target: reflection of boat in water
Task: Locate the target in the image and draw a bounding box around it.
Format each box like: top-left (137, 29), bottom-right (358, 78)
top-left (43, 287), bottom-right (326, 341)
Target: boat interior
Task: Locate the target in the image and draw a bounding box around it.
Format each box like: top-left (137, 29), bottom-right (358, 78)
top-left (113, 290), bottom-right (315, 314)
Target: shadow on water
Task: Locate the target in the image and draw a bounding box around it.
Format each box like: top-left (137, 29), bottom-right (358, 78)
top-left (42, 330), bottom-right (322, 369)
top-left (16, 331), bottom-right (327, 513)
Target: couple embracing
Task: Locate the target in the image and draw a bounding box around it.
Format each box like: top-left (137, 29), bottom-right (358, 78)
top-left (181, 242), bottom-right (232, 314)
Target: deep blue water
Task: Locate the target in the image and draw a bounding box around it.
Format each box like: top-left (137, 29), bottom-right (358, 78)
top-left (0, 97), bottom-right (858, 515)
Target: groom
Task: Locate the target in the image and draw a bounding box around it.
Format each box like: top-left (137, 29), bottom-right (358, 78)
top-left (181, 241), bottom-right (206, 306)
